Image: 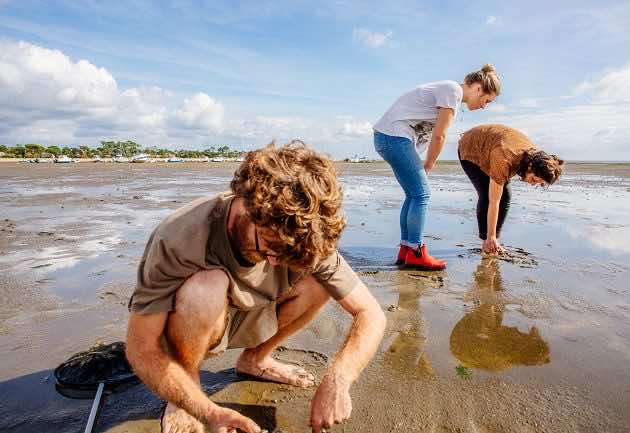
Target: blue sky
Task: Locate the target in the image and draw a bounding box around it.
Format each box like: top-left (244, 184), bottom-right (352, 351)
top-left (1, 0), bottom-right (629, 160)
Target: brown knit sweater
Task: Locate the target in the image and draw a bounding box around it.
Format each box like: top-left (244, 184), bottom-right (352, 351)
top-left (458, 124), bottom-right (536, 184)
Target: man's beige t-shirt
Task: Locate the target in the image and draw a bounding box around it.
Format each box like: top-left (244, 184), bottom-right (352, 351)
top-left (129, 193), bottom-right (361, 315)
top-left (458, 124), bottom-right (537, 184)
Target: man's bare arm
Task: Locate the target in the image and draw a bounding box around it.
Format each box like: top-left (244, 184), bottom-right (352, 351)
top-left (126, 312), bottom-right (259, 432)
top-left (310, 282), bottom-right (386, 432)
top-left (330, 282), bottom-right (386, 382)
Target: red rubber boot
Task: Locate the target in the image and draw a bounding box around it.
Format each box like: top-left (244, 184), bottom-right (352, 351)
top-left (404, 244), bottom-right (446, 270)
top-left (395, 245), bottom-right (409, 265)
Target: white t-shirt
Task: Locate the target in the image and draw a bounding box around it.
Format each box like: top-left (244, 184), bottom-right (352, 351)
top-left (373, 80), bottom-right (463, 153)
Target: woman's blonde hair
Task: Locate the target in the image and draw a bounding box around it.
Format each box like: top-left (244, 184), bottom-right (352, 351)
top-left (465, 64), bottom-right (501, 96)
top-left (231, 140), bottom-right (345, 270)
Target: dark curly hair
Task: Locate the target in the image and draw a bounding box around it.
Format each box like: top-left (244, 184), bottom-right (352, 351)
top-left (230, 140), bottom-right (345, 270)
top-left (516, 150), bottom-right (564, 185)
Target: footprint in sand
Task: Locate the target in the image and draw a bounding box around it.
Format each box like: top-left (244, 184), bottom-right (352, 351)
top-left (271, 345), bottom-right (329, 368)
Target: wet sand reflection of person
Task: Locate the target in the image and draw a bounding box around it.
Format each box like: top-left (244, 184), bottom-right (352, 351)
top-left (383, 273), bottom-right (435, 378)
top-left (450, 257), bottom-right (550, 372)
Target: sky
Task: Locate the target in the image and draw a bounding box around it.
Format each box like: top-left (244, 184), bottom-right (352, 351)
top-left (1, 0), bottom-right (629, 160)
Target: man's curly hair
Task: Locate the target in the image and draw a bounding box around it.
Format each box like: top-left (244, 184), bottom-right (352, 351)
top-left (230, 140), bottom-right (345, 270)
top-left (516, 150), bottom-right (564, 185)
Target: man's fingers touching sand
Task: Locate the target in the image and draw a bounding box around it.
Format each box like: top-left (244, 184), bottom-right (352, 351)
top-left (208, 407), bottom-right (261, 433)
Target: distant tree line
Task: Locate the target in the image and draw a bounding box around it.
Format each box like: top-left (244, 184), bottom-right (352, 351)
top-left (0, 141), bottom-right (246, 159)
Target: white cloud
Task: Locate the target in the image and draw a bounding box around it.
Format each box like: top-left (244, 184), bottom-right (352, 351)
top-left (567, 226), bottom-right (630, 255)
top-left (570, 4), bottom-right (630, 41)
top-left (2, 39), bottom-right (628, 161)
top-left (337, 121), bottom-right (373, 137)
top-left (353, 28), bottom-right (393, 48)
top-left (227, 116), bottom-right (308, 142)
top-left (574, 63), bottom-right (630, 103)
top-left (0, 40), bottom-right (232, 145)
top-left (1, 118), bottom-right (79, 145)
top-left (0, 40), bottom-right (118, 110)
top-left (449, 62), bottom-right (630, 161)
top-left (479, 63), bottom-right (630, 160)
top-left (484, 103), bottom-right (630, 159)
top-left (255, 116), bottom-right (306, 130)
top-left (485, 15), bottom-right (498, 25)
top-left (173, 93), bottom-right (224, 130)
top-left (486, 103), bottom-right (507, 113)
top-left (0, 40), bottom-right (325, 148)
top-left (518, 97), bottom-right (544, 108)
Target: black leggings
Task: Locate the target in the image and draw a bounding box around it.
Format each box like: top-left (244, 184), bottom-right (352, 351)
top-left (459, 158), bottom-right (511, 240)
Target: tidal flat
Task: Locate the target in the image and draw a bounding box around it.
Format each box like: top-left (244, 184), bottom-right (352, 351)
top-left (1, 161), bottom-right (629, 432)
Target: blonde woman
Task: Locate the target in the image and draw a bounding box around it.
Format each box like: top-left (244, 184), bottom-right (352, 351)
top-left (374, 64), bottom-right (501, 270)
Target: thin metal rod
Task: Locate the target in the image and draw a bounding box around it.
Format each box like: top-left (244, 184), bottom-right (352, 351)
top-left (84, 382), bottom-right (105, 433)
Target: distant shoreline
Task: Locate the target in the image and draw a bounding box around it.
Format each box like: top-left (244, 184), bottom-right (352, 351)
top-left (2, 158), bottom-right (630, 165)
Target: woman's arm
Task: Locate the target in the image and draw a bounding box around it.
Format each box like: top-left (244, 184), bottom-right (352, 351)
top-left (424, 107), bottom-right (454, 173)
top-left (484, 179), bottom-right (504, 253)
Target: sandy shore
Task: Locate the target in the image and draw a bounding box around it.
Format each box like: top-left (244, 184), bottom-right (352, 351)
top-left (1, 161), bottom-right (629, 432)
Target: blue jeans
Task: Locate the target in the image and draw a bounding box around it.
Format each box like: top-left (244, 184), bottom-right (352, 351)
top-left (374, 131), bottom-right (431, 248)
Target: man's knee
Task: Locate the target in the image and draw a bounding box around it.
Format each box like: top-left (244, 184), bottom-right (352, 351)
top-left (174, 269), bottom-right (229, 324)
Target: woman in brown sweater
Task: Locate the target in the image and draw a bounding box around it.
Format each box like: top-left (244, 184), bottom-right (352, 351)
top-left (458, 124), bottom-right (564, 253)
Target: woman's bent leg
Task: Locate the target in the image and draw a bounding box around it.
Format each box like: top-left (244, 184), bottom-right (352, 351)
top-left (496, 182), bottom-right (512, 237)
top-left (399, 197), bottom-right (410, 245)
top-left (374, 132), bottom-right (428, 247)
top-left (405, 170), bottom-right (431, 247)
top-left (476, 196), bottom-right (489, 240)
top-left (376, 131), bottom-right (408, 245)
top-left (374, 134), bottom-right (443, 269)
top-left (460, 159), bottom-right (491, 240)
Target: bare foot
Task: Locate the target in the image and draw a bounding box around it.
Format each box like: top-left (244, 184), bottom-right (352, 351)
top-left (161, 402), bottom-right (205, 433)
top-left (236, 349), bottom-right (315, 388)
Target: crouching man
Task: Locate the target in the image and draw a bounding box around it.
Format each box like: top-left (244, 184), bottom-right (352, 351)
top-left (126, 141), bottom-right (386, 433)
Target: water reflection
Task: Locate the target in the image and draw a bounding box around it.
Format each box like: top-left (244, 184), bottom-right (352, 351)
top-left (449, 257), bottom-right (550, 372)
top-left (383, 273), bottom-right (435, 378)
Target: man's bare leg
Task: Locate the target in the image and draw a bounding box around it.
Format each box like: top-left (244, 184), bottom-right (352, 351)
top-left (162, 270), bottom-right (230, 433)
top-left (236, 276), bottom-right (330, 388)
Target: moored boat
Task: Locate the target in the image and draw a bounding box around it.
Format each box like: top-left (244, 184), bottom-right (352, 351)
top-left (131, 153), bottom-right (151, 163)
top-left (54, 155), bottom-right (74, 163)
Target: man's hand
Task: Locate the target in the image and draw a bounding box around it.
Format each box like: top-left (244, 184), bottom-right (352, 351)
top-left (204, 406), bottom-right (261, 433)
top-left (310, 373), bottom-right (352, 433)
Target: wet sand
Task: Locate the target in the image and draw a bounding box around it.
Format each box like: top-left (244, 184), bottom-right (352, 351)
top-left (1, 161), bottom-right (629, 432)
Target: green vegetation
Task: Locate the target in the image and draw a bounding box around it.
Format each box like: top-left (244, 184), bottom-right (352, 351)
top-left (0, 140), bottom-right (246, 159)
top-left (455, 364), bottom-right (472, 379)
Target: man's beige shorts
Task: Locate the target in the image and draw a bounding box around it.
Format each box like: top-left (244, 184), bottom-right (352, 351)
top-left (207, 303), bottom-right (280, 355)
